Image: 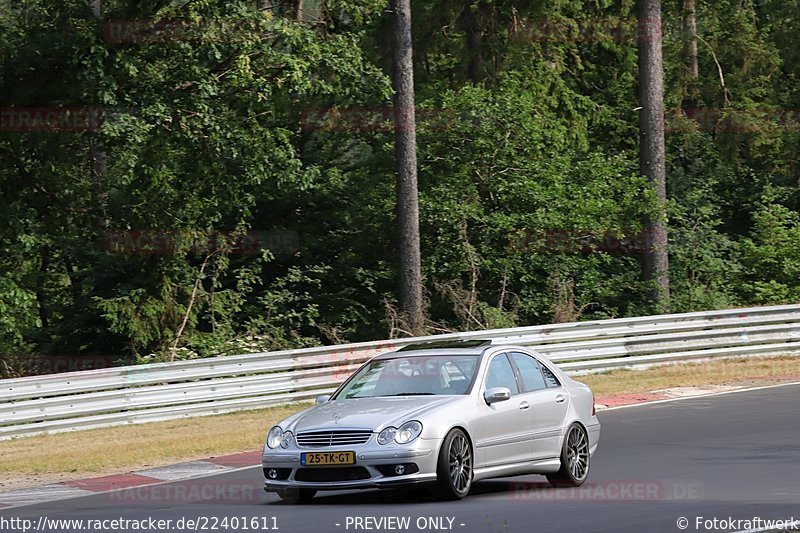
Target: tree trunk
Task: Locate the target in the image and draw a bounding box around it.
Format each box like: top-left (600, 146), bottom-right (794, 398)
top-left (391, 0), bottom-right (424, 335)
top-left (682, 0), bottom-right (699, 109)
top-left (90, 0), bottom-right (109, 231)
top-left (460, 1), bottom-right (483, 84)
top-left (637, 0), bottom-right (670, 310)
top-left (36, 248), bottom-right (50, 330)
top-left (293, 0), bottom-right (322, 24)
top-left (90, 136), bottom-right (109, 231)
top-left (682, 0), bottom-right (698, 78)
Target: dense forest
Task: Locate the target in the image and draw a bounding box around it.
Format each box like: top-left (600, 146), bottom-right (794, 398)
top-left (1, 0), bottom-right (799, 376)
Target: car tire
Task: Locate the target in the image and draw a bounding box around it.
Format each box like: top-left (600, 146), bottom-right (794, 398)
top-left (435, 428), bottom-right (473, 500)
top-left (547, 423), bottom-right (590, 487)
top-left (275, 488), bottom-right (316, 504)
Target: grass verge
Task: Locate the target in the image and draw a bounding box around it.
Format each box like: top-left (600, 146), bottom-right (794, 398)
top-left (579, 355), bottom-right (800, 396)
top-left (0, 403), bottom-right (307, 491)
top-left (1, 355), bottom-right (798, 491)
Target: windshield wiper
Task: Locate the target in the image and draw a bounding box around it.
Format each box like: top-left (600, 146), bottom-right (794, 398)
top-left (393, 392), bottom-right (436, 396)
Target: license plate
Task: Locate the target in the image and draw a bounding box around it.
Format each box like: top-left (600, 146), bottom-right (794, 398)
top-left (301, 451), bottom-right (356, 466)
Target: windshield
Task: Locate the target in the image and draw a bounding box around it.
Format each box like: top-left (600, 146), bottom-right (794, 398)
top-left (333, 355), bottom-right (480, 399)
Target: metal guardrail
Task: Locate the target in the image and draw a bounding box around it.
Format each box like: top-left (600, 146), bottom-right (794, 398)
top-left (1, 304), bottom-right (799, 440)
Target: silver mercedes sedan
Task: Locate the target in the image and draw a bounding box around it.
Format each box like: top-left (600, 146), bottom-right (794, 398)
top-left (262, 339), bottom-right (600, 503)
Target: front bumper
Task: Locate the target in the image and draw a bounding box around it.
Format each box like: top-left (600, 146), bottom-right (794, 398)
top-left (262, 440), bottom-right (440, 491)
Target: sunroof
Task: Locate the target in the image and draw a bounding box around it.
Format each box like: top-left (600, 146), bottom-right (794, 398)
top-left (397, 339), bottom-right (492, 351)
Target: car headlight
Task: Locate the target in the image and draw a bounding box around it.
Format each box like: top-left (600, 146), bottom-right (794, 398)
top-left (377, 421), bottom-right (423, 445)
top-left (267, 426), bottom-right (283, 449)
top-left (377, 426), bottom-right (397, 445)
top-left (280, 430), bottom-right (293, 449)
top-left (395, 421), bottom-right (423, 444)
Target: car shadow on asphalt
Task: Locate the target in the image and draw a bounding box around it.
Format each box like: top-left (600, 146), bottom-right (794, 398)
top-left (274, 478), bottom-right (554, 506)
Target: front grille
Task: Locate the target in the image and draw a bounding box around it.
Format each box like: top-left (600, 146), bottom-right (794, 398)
top-left (294, 467), bottom-right (371, 482)
top-left (296, 430), bottom-right (372, 447)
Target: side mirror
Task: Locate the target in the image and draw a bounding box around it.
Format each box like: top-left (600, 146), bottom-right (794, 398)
top-left (484, 387), bottom-right (511, 405)
top-left (315, 395), bottom-right (331, 405)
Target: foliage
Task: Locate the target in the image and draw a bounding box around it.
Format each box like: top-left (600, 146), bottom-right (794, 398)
top-left (739, 202), bottom-right (800, 304)
top-left (1, 0), bottom-right (799, 372)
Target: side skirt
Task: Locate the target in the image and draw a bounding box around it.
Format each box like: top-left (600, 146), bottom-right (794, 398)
top-left (473, 458), bottom-right (561, 482)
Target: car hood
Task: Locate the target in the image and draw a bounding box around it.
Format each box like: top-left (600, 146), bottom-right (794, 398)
top-left (286, 396), bottom-right (460, 433)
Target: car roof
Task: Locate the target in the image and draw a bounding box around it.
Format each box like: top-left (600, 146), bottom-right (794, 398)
top-left (374, 339), bottom-right (495, 360)
top-left (396, 339), bottom-right (492, 351)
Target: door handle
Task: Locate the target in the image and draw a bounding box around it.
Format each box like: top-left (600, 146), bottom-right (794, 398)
top-left (519, 401), bottom-right (530, 410)
top-left (555, 395), bottom-right (566, 403)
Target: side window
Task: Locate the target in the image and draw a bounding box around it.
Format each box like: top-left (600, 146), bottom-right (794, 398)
top-left (511, 352), bottom-right (547, 392)
top-left (540, 363), bottom-right (561, 388)
top-left (485, 354), bottom-right (519, 394)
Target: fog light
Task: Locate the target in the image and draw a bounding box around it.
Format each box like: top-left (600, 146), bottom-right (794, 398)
top-left (394, 464), bottom-right (405, 475)
top-left (268, 469), bottom-right (279, 479)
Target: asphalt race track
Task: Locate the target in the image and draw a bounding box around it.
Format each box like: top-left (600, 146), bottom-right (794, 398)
top-left (3, 384), bottom-right (799, 533)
